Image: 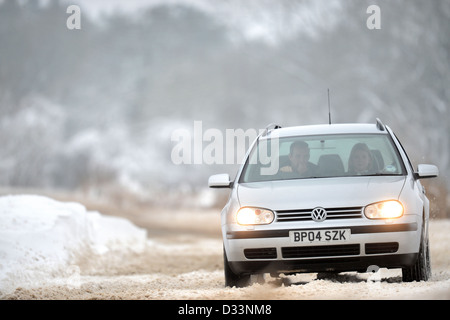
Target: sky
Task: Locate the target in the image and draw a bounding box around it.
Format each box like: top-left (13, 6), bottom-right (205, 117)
top-left (60, 0), bottom-right (342, 44)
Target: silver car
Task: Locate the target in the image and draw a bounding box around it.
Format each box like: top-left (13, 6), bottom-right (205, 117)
top-left (209, 119), bottom-right (439, 287)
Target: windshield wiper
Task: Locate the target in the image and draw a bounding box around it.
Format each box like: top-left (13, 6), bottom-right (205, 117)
top-left (363, 173), bottom-right (402, 176)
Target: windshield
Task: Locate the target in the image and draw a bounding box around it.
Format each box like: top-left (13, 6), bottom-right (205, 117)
top-left (240, 133), bottom-right (406, 183)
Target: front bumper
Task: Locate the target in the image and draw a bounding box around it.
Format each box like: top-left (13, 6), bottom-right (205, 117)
top-left (223, 218), bottom-right (421, 275)
top-left (229, 254), bottom-right (418, 275)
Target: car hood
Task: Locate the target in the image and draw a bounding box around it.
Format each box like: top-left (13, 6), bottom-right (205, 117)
top-left (237, 176), bottom-right (406, 210)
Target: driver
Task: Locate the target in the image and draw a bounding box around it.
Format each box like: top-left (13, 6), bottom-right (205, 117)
top-left (279, 141), bottom-right (318, 178)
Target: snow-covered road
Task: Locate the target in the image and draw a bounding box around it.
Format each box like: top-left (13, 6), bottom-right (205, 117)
top-left (1, 195), bottom-right (449, 299)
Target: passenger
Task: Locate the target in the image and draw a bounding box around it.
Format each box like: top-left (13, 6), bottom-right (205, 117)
top-left (279, 141), bottom-right (318, 178)
top-left (347, 143), bottom-right (376, 175)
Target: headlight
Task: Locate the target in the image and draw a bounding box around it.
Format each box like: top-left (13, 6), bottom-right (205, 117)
top-left (236, 207), bottom-right (275, 225)
top-left (364, 200), bottom-right (404, 219)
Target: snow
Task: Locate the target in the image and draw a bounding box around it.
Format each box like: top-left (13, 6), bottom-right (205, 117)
top-left (0, 195), bottom-right (147, 296)
top-left (1, 194), bottom-right (449, 299)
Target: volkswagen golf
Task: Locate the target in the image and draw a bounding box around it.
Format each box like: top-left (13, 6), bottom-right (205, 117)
top-left (208, 119), bottom-right (439, 287)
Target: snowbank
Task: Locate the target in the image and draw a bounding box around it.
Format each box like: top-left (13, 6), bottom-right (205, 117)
top-left (0, 195), bottom-right (147, 296)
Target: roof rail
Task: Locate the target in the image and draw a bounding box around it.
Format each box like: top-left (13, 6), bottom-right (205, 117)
top-left (375, 118), bottom-right (385, 131)
top-left (262, 123), bottom-right (282, 136)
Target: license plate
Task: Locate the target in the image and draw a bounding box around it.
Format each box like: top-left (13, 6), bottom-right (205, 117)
top-left (289, 229), bottom-right (351, 243)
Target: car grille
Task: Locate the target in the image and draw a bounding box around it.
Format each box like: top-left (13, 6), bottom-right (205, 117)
top-left (276, 206), bottom-right (363, 222)
top-left (244, 248), bottom-right (277, 259)
top-left (242, 243), bottom-right (399, 261)
top-left (365, 242), bottom-right (399, 255)
top-left (282, 244), bottom-right (360, 259)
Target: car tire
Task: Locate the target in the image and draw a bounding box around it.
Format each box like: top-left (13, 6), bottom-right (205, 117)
top-left (223, 247), bottom-right (251, 288)
top-left (402, 221), bottom-right (431, 282)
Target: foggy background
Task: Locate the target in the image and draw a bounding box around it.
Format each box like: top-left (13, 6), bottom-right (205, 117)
top-left (0, 0), bottom-right (449, 217)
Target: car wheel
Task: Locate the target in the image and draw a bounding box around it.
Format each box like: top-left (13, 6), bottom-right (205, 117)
top-left (402, 221), bottom-right (431, 282)
top-left (223, 247), bottom-right (251, 288)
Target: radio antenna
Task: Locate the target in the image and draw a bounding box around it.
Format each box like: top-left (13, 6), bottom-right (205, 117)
top-left (327, 88), bottom-right (332, 125)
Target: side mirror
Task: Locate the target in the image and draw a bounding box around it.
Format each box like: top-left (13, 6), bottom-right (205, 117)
top-left (415, 164), bottom-right (439, 179)
top-left (208, 174), bottom-right (232, 188)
